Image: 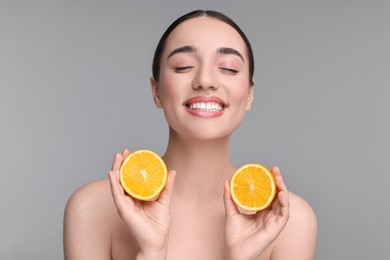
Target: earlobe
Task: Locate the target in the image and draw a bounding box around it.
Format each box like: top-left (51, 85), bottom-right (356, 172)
top-left (150, 77), bottom-right (163, 108)
top-left (246, 83), bottom-right (254, 111)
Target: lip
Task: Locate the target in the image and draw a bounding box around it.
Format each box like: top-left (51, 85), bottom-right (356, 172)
top-left (183, 96), bottom-right (228, 118)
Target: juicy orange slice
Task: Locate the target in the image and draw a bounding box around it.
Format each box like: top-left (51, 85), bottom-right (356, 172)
top-left (230, 163), bottom-right (276, 215)
top-left (119, 150), bottom-right (168, 201)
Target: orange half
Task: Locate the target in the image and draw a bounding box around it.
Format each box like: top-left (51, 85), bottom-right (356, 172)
top-left (119, 150), bottom-right (168, 201)
top-left (230, 163), bottom-right (276, 215)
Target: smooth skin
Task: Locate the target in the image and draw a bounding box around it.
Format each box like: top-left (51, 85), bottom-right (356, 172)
top-left (64, 17), bottom-right (317, 260)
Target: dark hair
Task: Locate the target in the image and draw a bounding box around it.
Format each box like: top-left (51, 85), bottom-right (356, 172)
top-left (152, 10), bottom-right (255, 84)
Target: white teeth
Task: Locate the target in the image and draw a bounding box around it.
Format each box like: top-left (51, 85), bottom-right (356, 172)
top-left (188, 102), bottom-right (223, 112)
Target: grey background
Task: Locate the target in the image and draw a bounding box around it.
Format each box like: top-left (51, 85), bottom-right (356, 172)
top-left (1, 0), bottom-right (389, 259)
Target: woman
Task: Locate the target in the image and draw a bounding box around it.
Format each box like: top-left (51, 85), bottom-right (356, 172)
top-left (64, 10), bottom-right (317, 259)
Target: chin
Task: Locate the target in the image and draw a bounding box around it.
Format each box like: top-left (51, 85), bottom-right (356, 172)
top-left (165, 114), bottom-right (244, 141)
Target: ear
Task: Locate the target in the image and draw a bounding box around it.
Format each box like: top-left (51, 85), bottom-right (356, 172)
top-left (150, 77), bottom-right (163, 108)
top-left (246, 82), bottom-right (254, 111)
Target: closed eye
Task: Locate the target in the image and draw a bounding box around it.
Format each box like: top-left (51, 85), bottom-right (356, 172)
top-left (174, 66), bottom-right (194, 72)
top-left (219, 67), bottom-right (239, 74)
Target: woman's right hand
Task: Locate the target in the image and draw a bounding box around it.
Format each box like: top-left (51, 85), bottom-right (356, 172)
top-left (108, 149), bottom-right (176, 259)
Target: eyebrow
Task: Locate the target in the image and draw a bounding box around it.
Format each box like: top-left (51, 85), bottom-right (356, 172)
top-left (168, 45), bottom-right (197, 58)
top-left (217, 47), bottom-right (245, 62)
top-left (167, 45), bottom-right (245, 62)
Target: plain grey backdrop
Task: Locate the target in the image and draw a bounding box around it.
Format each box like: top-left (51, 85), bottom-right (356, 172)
top-left (1, 0), bottom-right (389, 259)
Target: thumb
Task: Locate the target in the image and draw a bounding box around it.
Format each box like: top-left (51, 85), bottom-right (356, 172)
top-left (156, 170), bottom-right (176, 206)
top-left (223, 180), bottom-right (239, 219)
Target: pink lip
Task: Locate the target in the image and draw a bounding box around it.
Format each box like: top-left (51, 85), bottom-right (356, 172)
top-left (183, 96), bottom-right (228, 118)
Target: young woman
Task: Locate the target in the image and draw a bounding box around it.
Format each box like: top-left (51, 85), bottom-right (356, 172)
top-left (64, 10), bottom-right (317, 260)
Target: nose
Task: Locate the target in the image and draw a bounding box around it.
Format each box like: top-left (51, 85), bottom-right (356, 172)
top-left (192, 66), bottom-right (219, 91)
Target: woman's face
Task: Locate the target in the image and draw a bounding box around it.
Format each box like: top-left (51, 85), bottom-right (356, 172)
top-left (151, 17), bottom-right (254, 140)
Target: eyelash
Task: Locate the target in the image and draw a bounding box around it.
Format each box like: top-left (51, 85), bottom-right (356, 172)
top-left (174, 66), bottom-right (194, 72)
top-left (219, 67), bottom-right (239, 74)
top-left (173, 66), bottom-right (238, 74)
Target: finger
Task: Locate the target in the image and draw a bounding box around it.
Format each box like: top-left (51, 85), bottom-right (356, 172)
top-left (265, 194), bottom-right (281, 219)
top-left (274, 171), bottom-right (289, 209)
top-left (121, 149), bottom-right (130, 160)
top-left (223, 180), bottom-right (240, 218)
top-left (108, 170), bottom-right (122, 204)
top-left (278, 190), bottom-right (289, 215)
top-left (259, 206), bottom-right (274, 223)
top-left (278, 189), bottom-right (289, 207)
top-left (156, 170), bottom-right (177, 206)
top-left (271, 187), bottom-right (280, 208)
top-left (272, 167), bottom-right (288, 193)
top-left (275, 191), bottom-right (289, 227)
top-left (108, 170), bottom-right (133, 209)
top-left (111, 153), bottom-right (123, 171)
top-left (272, 167), bottom-right (289, 220)
top-left (274, 195), bottom-right (282, 216)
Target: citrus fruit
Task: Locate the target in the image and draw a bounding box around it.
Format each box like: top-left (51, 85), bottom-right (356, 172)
top-left (230, 163), bottom-right (276, 215)
top-left (119, 149), bottom-right (168, 201)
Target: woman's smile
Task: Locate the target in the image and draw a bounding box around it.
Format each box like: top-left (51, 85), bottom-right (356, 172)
top-left (184, 95), bottom-right (228, 118)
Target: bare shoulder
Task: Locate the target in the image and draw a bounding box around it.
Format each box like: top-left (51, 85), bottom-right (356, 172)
top-left (272, 192), bottom-right (318, 260)
top-left (65, 178), bottom-right (114, 218)
top-left (288, 192), bottom-right (317, 226)
top-left (64, 178), bottom-right (117, 259)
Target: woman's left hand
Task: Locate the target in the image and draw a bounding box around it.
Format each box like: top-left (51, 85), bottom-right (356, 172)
top-left (223, 167), bottom-right (290, 260)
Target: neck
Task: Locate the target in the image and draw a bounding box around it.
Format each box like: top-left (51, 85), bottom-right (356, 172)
top-left (162, 128), bottom-right (236, 204)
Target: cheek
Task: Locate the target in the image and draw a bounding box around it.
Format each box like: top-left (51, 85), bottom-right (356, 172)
top-left (229, 78), bottom-right (251, 105)
top-left (158, 73), bottom-right (180, 101)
